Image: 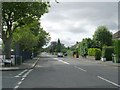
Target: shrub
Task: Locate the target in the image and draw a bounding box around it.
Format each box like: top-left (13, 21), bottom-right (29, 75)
top-left (102, 46), bottom-right (114, 61)
top-left (95, 49), bottom-right (102, 60)
top-left (88, 48), bottom-right (95, 56)
top-left (114, 40), bottom-right (120, 63)
top-left (88, 48), bottom-right (102, 60)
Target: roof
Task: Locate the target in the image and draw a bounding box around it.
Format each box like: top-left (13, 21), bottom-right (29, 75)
top-left (113, 31), bottom-right (120, 39)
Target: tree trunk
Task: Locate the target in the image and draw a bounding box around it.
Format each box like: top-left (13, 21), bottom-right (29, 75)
top-left (4, 38), bottom-right (12, 59)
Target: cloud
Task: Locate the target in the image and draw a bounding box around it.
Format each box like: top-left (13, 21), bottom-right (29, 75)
top-left (41, 2), bottom-right (118, 47)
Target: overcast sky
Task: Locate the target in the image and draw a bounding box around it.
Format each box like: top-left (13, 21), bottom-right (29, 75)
top-left (0, 1), bottom-right (119, 47)
top-left (41, 1), bottom-right (118, 47)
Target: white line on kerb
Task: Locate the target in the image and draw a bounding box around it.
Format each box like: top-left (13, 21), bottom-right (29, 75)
top-left (74, 66), bottom-right (87, 72)
top-left (97, 76), bottom-right (120, 87)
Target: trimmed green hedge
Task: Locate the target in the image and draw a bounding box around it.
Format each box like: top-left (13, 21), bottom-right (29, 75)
top-left (102, 46), bottom-right (114, 61)
top-left (114, 40), bottom-right (120, 63)
top-left (88, 48), bottom-right (102, 60)
top-left (88, 48), bottom-right (95, 56)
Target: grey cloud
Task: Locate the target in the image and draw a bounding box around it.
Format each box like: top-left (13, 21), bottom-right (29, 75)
top-left (45, 2), bottom-right (118, 30)
top-left (68, 26), bottom-right (88, 34)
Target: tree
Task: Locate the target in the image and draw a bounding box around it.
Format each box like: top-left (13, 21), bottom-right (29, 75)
top-left (80, 38), bottom-right (93, 57)
top-left (2, 2), bottom-right (50, 59)
top-left (12, 20), bottom-right (50, 57)
top-left (93, 26), bottom-right (112, 48)
top-left (49, 41), bottom-right (57, 54)
top-left (57, 38), bottom-right (61, 52)
top-left (12, 23), bottom-right (39, 52)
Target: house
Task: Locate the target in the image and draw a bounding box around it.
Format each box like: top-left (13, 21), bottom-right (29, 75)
top-left (113, 30), bottom-right (120, 39)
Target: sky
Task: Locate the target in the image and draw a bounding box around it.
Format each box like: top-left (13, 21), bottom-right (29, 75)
top-left (41, 1), bottom-right (118, 47)
top-left (0, 0), bottom-right (119, 48)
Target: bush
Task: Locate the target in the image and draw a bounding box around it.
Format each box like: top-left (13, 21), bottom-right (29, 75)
top-left (88, 48), bottom-right (102, 60)
top-left (114, 40), bottom-right (120, 63)
top-left (88, 48), bottom-right (95, 56)
top-left (95, 49), bottom-right (102, 60)
top-left (102, 46), bottom-right (114, 61)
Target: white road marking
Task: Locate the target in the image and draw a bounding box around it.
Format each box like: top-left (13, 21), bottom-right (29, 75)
top-left (14, 69), bottom-right (33, 89)
top-left (74, 66), bottom-right (87, 72)
top-left (17, 81), bottom-right (22, 85)
top-left (57, 59), bottom-right (70, 65)
top-left (97, 76), bottom-right (120, 87)
top-left (14, 76), bottom-right (19, 78)
top-left (21, 78), bottom-right (25, 81)
top-left (60, 60), bottom-right (70, 65)
top-left (14, 85), bottom-right (19, 89)
top-left (53, 58), bottom-right (70, 65)
top-left (53, 58), bottom-right (58, 60)
top-left (14, 69), bottom-right (28, 78)
top-left (22, 69), bottom-right (33, 78)
top-left (18, 69), bottom-right (27, 76)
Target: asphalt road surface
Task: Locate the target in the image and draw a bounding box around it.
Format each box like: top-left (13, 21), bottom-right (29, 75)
top-left (2, 52), bottom-right (119, 89)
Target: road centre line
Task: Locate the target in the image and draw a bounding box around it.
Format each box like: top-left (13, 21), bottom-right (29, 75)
top-left (54, 58), bottom-right (87, 72)
top-left (58, 60), bottom-right (70, 65)
top-left (53, 58), bottom-right (70, 65)
top-left (74, 66), bottom-right (87, 72)
top-left (97, 76), bottom-right (120, 87)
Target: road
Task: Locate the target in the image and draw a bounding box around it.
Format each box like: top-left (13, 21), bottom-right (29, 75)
top-left (2, 52), bottom-right (119, 89)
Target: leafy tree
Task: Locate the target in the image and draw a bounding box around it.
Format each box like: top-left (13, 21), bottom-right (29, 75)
top-left (93, 26), bottom-right (112, 48)
top-left (36, 28), bottom-right (51, 51)
top-left (80, 38), bottom-right (93, 57)
top-left (12, 26), bottom-right (39, 51)
top-left (56, 38), bottom-right (61, 52)
top-left (48, 39), bottom-right (67, 54)
top-left (12, 20), bottom-right (50, 54)
top-left (49, 41), bottom-right (57, 54)
top-left (2, 2), bottom-right (50, 59)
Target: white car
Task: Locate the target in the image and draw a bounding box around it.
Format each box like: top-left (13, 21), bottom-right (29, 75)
top-left (3, 55), bottom-right (15, 66)
top-left (3, 59), bottom-right (12, 66)
top-left (57, 52), bottom-right (63, 57)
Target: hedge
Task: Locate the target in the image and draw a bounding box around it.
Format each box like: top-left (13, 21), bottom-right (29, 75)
top-left (114, 40), bottom-right (120, 63)
top-left (88, 48), bottom-right (102, 60)
top-left (102, 46), bottom-right (114, 61)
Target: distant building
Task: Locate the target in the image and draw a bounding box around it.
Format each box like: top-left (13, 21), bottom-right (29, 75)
top-left (113, 30), bottom-right (120, 39)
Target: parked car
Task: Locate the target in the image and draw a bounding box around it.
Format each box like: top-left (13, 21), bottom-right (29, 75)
top-left (3, 59), bottom-right (12, 66)
top-left (3, 55), bottom-right (15, 66)
top-left (57, 52), bottom-right (63, 57)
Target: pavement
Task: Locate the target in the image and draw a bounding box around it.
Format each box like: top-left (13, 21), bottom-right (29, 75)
top-left (0, 55), bottom-right (40, 71)
top-left (79, 56), bottom-right (120, 67)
